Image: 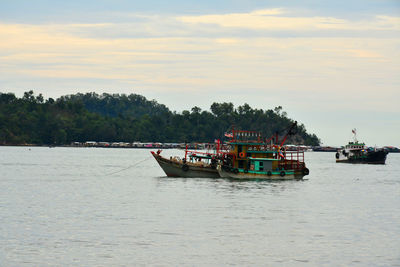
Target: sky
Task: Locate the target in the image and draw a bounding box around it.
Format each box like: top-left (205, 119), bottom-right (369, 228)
top-left (1, 0), bottom-right (399, 146)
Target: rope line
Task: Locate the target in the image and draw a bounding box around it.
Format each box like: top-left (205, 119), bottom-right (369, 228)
top-left (104, 156), bottom-right (153, 176)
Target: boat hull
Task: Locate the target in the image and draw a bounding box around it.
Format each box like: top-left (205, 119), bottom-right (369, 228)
top-left (217, 166), bottom-right (306, 180)
top-left (336, 150), bottom-right (388, 164)
top-left (151, 152), bottom-right (220, 178)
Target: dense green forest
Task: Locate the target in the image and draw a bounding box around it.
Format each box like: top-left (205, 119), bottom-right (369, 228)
top-left (0, 91), bottom-right (320, 146)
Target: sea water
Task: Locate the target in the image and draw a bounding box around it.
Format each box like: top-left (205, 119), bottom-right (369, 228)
top-left (0, 146), bottom-right (399, 266)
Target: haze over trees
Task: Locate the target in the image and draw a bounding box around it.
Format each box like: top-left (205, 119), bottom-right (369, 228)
top-left (0, 91), bottom-right (320, 146)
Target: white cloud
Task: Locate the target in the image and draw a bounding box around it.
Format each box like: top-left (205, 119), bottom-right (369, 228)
top-left (178, 10), bottom-right (400, 32)
top-left (0, 8), bottom-right (399, 117)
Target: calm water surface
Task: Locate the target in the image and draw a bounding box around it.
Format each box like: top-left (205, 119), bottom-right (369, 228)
top-left (0, 146), bottom-right (399, 266)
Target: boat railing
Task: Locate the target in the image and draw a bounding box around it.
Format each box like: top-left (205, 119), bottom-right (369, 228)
top-left (230, 129), bottom-right (263, 143)
top-left (246, 144), bottom-right (278, 152)
top-left (185, 142), bottom-right (232, 162)
top-left (279, 150), bottom-right (305, 170)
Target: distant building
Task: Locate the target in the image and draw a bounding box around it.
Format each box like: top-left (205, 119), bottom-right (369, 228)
top-left (85, 141), bottom-right (97, 147)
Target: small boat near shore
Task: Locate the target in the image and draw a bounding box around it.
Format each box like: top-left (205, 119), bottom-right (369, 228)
top-left (335, 129), bottom-right (388, 164)
top-left (151, 123), bottom-right (310, 179)
top-left (217, 122), bottom-right (310, 180)
top-left (151, 144), bottom-right (223, 178)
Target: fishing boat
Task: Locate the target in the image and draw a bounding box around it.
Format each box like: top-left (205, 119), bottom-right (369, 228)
top-left (336, 129), bottom-right (388, 164)
top-left (151, 142), bottom-right (225, 178)
top-left (217, 122), bottom-right (310, 180)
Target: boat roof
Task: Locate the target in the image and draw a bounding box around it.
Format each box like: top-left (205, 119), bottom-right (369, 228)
top-left (347, 141), bottom-right (365, 145)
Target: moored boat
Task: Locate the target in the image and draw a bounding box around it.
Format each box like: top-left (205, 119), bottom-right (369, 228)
top-left (218, 122), bottom-right (310, 180)
top-left (335, 129), bottom-right (388, 164)
top-left (151, 150), bottom-right (220, 178)
top-left (151, 142), bottom-right (225, 178)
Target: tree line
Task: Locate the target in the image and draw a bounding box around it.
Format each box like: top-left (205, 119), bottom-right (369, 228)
top-left (0, 91), bottom-right (320, 146)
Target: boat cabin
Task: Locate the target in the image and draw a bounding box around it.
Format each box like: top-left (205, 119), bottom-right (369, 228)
top-left (345, 141), bottom-right (365, 150)
top-left (248, 157), bottom-right (280, 172)
top-left (218, 124), bottom-right (309, 178)
top-left (223, 129), bottom-right (305, 173)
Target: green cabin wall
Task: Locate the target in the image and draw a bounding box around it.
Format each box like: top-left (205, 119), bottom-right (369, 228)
top-left (232, 143), bottom-right (278, 170)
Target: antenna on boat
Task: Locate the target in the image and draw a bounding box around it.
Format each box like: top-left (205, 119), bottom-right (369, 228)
top-left (352, 128), bottom-right (358, 143)
top-left (279, 121), bottom-right (298, 147)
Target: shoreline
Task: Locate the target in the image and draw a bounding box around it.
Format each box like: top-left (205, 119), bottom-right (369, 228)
top-left (1, 144), bottom-right (398, 152)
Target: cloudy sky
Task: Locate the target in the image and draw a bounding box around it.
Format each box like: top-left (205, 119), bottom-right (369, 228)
top-left (1, 0), bottom-right (399, 146)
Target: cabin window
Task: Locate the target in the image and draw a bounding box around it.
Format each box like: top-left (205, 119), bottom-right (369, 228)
top-left (259, 161), bottom-right (264, 171)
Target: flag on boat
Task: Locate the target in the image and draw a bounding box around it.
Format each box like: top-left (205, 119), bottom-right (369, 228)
top-left (224, 132), bottom-right (233, 138)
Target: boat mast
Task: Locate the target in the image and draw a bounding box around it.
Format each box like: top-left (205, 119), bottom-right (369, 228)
top-left (352, 128), bottom-right (358, 143)
top-left (184, 144), bottom-right (188, 162)
top-left (279, 121), bottom-right (298, 147)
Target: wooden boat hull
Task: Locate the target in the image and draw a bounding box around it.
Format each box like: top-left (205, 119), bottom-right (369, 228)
top-left (217, 166), bottom-right (306, 180)
top-left (151, 152), bottom-right (220, 178)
